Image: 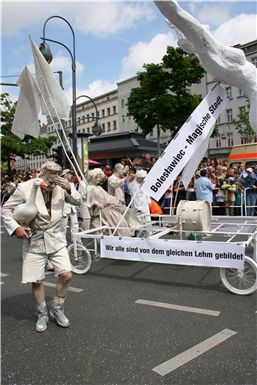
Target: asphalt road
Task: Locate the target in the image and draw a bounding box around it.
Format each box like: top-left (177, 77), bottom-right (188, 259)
top-left (1, 225), bottom-right (256, 385)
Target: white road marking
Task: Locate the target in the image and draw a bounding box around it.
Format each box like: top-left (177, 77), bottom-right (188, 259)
top-left (44, 281), bottom-right (83, 293)
top-left (135, 299), bottom-right (220, 317)
top-left (153, 328), bottom-right (237, 376)
top-left (1, 273), bottom-right (9, 277)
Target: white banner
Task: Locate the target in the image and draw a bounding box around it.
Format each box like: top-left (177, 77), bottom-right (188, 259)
top-left (101, 236), bottom-right (245, 269)
top-left (11, 66), bottom-right (41, 139)
top-left (30, 37), bottom-right (70, 121)
top-left (140, 84), bottom-right (229, 200)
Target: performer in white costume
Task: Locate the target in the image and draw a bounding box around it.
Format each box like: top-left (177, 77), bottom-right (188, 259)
top-left (1, 162), bottom-right (82, 332)
top-left (128, 169), bottom-right (151, 222)
top-left (108, 163), bottom-right (126, 204)
top-left (154, 0), bottom-right (257, 131)
top-left (87, 168), bottom-right (141, 236)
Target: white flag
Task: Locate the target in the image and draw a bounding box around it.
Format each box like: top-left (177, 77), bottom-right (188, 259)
top-left (140, 84), bottom-right (229, 201)
top-left (11, 66), bottom-right (41, 139)
top-left (181, 125), bottom-right (213, 188)
top-left (30, 37), bottom-right (70, 121)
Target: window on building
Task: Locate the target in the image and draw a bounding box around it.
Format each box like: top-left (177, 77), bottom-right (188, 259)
top-left (91, 112), bottom-right (95, 119)
top-left (216, 116), bottom-right (221, 124)
top-left (216, 139), bottom-right (221, 148)
top-left (241, 137), bottom-right (247, 144)
top-left (239, 89), bottom-right (245, 97)
top-left (254, 135), bottom-right (257, 143)
top-left (226, 109), bottom-right (233, 122)
top-left (113, 106), bottom-right (116, 115)
top-left (82, 116), bottom-right (85, 123)
top-left (102, 109), bottom-right (105, 118)
top-left (122, 115), bottom-right (125, 123)
top-left (96, 110), bottom-right (99, 118)
top-left (87, 127), bottom-right (90, 133)
top-left (86, 114), bottom-right (90, 121)
top-left (82, 129), bottom-right (85, 133)
top-left (121, 99), bottom-right (125, 108)
top-left (107, 122), bottom-right (111, 131)
top-left (228, 137), bottom-right (233, 147)
top-left (78, 117), bottom-right (81, 125)
top-left (107, 107), bottom-right (110, 116)
top-left (102, 123), bottom-right (105, 132)
top-left (226, 86), bottom-right (232, 99)
top-left (113, 120), bottom-right (117, 130)
top-left (251, 57), bottom-right (257, 67)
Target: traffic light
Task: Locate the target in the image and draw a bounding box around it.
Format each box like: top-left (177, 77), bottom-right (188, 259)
top-left (52, 146), bottom-right (63, 166)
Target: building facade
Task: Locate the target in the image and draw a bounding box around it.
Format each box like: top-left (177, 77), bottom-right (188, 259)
top-left (73, 39), bottom-right (257, 160)
top-left (16, 39), bottom-right (257, 169)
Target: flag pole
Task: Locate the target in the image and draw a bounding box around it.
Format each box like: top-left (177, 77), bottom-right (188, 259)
top-left (32, 68), bottom-right (88, 186)
top-left (33, 77), bottom-right (87, 186)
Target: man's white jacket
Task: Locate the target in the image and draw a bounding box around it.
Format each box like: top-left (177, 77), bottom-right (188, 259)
top-left (1, 178), bottom-right (81, 254)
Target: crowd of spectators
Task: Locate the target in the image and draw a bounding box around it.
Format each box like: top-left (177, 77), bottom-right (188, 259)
top-left (1, 154), bottom-right (257, 216)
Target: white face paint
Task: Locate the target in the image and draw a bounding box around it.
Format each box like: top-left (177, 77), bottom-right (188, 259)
top-left (136, 177), bottom-right (145, 184)
top-left (117, 166), bottom-right (125, 176)
top-left (93, 174), bottom-right (103, 185)
top-left (42, 169), bottom-right (60, 190)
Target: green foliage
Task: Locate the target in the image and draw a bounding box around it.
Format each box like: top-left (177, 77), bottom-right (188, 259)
top-left (233, 105), bottom-right (255, 143)
top-left (127, 47), bottom-right (205, 137)
top-left (1, 93), bottom-right (56, 167)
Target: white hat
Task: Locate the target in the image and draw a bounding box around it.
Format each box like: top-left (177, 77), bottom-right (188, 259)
top-left (42, 161), bottom-right (62, 172)
top-left (246, 167), bottom-right (253, 173)
top-left (136, 169), bottom-right (147, 179)
top-left (61, 169), bottom-right (73, 176)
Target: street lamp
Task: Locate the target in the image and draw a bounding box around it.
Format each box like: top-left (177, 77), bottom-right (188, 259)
top-left (75, 95), bottom-right (102, 172)
top-left (75, 95), bottom-right (103, 136)
top-left (39, 16), bottom-right (77, 158)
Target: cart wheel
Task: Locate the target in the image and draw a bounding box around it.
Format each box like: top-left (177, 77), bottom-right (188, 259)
top-left (67, 243), bottom-right (92, 274)
top-left (220, 256), bottom-right (257, 295)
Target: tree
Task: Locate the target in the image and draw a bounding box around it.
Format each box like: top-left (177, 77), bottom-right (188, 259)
top-left (1, 93), bottom-right (56, 173)
top-left (233, 104), bottom-right (255, 143)
top-left (127, 46), bottom-right (205, 137)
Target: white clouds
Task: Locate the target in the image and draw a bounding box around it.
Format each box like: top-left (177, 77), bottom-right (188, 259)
top-left (50, 55), bottom-right (85, 77)
top-left (77, 79), bottom-right (117, 98)
top-left (181, 2), bottom-right (257, 46)
top-left (73, 2), bottom-right (155, 37)
top-left (213, 14), bottom-right (257, 45)
top-left (2, 1), bottom-right (154, 38)
top-left (194, 3), bottom-right (232, 28)
top-left (1, 3), bottom-right (60, 37)
top-left (64, 80), bottom-right (117, 105)
top-left (119, 32), bottom-right (176, 80)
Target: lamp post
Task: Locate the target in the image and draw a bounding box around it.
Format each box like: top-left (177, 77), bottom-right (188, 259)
top-left (75, 95), bottom-right (103, 136)
top-left (39, 16), bottom-right (77, 158)
top-left (75, 95), bottom-right (102, 172)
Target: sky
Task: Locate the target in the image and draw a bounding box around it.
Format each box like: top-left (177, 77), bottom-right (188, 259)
top-left (1, 0), bottom-right (257, 106)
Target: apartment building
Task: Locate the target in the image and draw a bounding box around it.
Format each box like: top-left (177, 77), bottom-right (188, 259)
top-left (17, 39), bottom-right (256, 169)
top-left (74, 39), bottom-right (257, 159)
top-left (190, 40), bottom-right (257, 158)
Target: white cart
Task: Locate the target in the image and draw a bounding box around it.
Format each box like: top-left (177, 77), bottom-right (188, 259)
top-left (68, 215), bottom-right (257, 296)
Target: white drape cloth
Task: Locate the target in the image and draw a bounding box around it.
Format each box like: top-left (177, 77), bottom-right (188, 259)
top-left (11, 66), bottom-right (41, 139)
